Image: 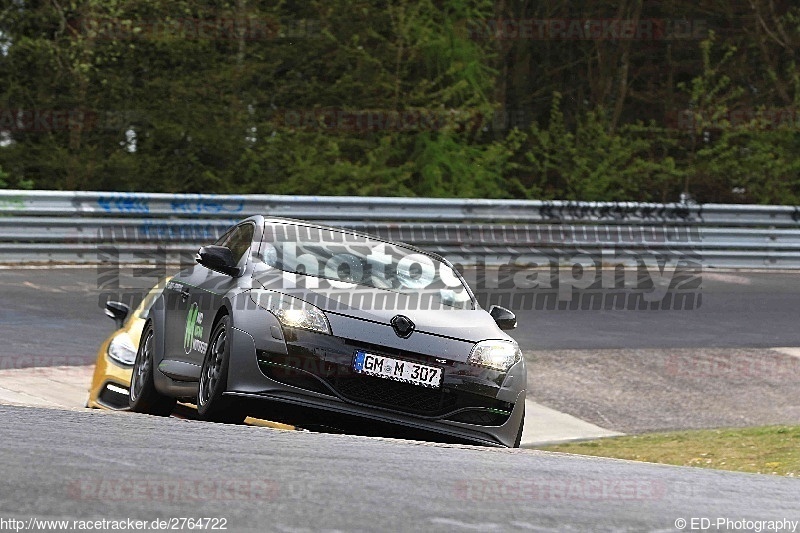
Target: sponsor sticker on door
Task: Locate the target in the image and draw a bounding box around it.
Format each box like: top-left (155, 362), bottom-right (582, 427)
top-left (184, 302), bottom-right (208, 354)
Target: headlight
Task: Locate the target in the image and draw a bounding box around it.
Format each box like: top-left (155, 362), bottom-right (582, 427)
top-left (107, 334), bottom-right (137, 366)
top-left (468, 340), bottom-right (521, 372)
top-left (264, 293), bottom-right (331, 335)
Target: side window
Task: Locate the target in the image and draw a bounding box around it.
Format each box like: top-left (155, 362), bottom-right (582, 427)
top-left (214, 228), bottom-right (234, 246)
top-left (221, 224), bottom-right (255, 265)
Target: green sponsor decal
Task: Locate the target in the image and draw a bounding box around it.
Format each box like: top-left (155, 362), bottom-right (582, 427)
top-left (184, 303), bottom-right (205, 354)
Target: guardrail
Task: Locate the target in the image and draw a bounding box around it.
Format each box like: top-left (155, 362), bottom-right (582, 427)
top-left (1, 190), bottom-right (799, 268)
top-left (3, 189), bottom-right (800, 225)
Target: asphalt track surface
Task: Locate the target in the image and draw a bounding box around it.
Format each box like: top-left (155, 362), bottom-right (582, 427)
top-left (0, 405), bottom-right (798, 532)
top-left (1, 267), bottom-right (799, 530)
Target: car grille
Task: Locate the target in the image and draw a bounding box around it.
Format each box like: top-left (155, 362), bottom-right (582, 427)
top-left (327, 373), bottom-right (457, 416)
top-left (259, 359), bottom-right (335, 397)
top-left (97, 382), bottom-right (130, 409)
top-left (446, 409), bottom-right (511, 426)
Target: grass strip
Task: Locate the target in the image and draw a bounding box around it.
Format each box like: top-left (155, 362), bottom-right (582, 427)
top-left (539, 426), bottom-right (800, 477)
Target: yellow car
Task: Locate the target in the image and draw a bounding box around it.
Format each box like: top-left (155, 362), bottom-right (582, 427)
top-left (87, 280), bottom-right (169, 410)
top-left (87, 279), bottom-right (295, 431)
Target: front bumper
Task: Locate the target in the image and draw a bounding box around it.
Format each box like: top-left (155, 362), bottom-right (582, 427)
top-left (87, 350), bottom-right (133, 410)
top-left (226, 326), bottom-right (526, 447)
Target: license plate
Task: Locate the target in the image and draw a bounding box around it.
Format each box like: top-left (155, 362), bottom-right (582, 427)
top-left (353, 351), bottom-right (442, 389)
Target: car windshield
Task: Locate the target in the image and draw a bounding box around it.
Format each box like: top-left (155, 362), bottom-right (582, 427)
top-left (254, 222), bottom-right (474, 309)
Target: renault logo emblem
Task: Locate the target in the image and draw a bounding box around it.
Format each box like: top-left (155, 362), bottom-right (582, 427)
top-left (390, 315), bottom-right (415, 338)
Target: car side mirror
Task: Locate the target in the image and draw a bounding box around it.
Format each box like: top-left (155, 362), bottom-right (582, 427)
top-left (196, 245), bottom-right (241, 276)
top-left (489, 305), bottom-right (517, 330)
top-left (105, 301), bottom-right (130, 329)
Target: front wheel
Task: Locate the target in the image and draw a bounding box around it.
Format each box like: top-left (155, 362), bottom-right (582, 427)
top-left (197, 316), bottom-right (247, 424)
top-left (129, 322), bottom-right (176, 416)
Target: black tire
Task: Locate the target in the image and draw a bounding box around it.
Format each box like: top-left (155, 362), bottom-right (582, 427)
top-left (197, 315), bottom-right (247, 423)
top-left (129, 322), bottom-right (176, 416)
top-left (512, 406), bottom-right (525, 448)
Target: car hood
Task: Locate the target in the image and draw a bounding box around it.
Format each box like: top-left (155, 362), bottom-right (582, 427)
top-left (250, 273), bottom-right (511, 345)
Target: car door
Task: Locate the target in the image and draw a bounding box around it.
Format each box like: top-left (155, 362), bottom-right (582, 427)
top-left (163, 222), bottom-right (256, 371)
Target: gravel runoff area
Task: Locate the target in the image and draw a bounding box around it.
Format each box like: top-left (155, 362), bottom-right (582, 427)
top-left (525, 347), bottom-right (800, 434)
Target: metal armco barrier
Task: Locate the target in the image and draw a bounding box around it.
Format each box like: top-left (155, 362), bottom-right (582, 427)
top-left (1, 190), bottom-right (799, 268)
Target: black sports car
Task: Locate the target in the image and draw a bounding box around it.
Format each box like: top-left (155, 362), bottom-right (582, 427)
top-left (130, 216), bottom-right (527, 447)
